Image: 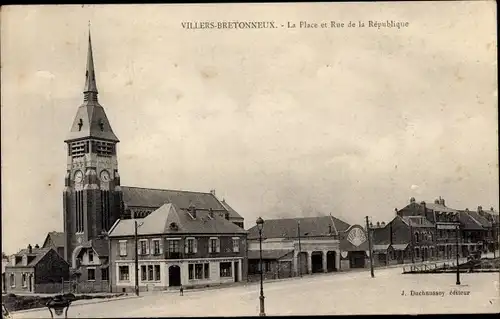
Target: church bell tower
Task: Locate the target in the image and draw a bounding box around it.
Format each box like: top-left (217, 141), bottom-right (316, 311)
top-left (63, 30), bottom-right (123, 264)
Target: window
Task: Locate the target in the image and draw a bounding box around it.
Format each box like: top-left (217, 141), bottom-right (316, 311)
top-left (139, 240), bottom-right (148, 255)
top-left (22, 274), bottom-right (27, 287)
top-left (119, 241), bottom-right (127, 257)
top-left (195, 264), bottom-right (203, 279)
top-left (154, 265), bottom-right (160, 281)
top-left (88, 250), bottom-right (94, 262)
top-left (148, 265), bottom-right (154, 281)
top-left (232, 238), bottom-right (240, 253)
top-left (88, 268), bottom-right (95, 281)
top-left (220, 262), bottom-right (232, 277)
top-left (101, 268), bottom-right (109, 281)
top-left (189, 264), bottom-right (194, 280)
top-left (169, 240), bottom-right (180, 253)
top-left (152, 240), bottom-right (161, 255)
top-left (186, 238), bottom-right (195, 254)
top-left (415, 248), bottom-right (420, 258)
top-left (414, 232), bottom-right (419, 243)
top-left (119, 266), bottom-right (129, 281)
top-left (141, 265), bottom-right (147, 281)
top-left (10, 274), bottom-right (15, 287)
top-left (209, 238), bottom-right (220, 253)
top-left (204, 263), bottom-right (210, 279)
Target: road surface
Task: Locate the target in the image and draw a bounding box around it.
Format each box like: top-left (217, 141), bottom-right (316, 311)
top-left (13, 267), bottom-right (499, 317)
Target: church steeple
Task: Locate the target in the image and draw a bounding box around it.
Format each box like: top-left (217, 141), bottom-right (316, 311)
top-left (83, 28), bottom-right (98, 102)
top-left (64, 27), bottom-right (119, 143)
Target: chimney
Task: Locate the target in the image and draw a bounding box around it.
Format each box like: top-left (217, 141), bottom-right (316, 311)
top-left (189, 203), bottom-right (196, 218)
top-left (410, 197), bottom-right (415, 204)
top-left (491, 207), bottom-right (494, 212)
top-left (477, 206), bottom-right (483, 213)
top-left (376, 221), bottom-right (380, 227)
top-left (210, 189), bottom-right (216, 196)
top-left (434, 199), bottom-right (440, 204)
top-left (28, 244), bottom-right (32, 254)
top-left (381, 222), bottom-right (386, 227)
top-left (440, 198), bottom-right (445, 206)
top-left (34, 244), bottom-right (40, 249)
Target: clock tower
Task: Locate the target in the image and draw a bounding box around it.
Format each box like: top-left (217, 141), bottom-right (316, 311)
top-left (63, 30), bottom-right (123, 265)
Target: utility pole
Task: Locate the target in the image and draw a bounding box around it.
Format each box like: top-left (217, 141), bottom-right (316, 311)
top-left (365, 216), bottom-right (375, 278)
top-left (297, 221), bottom-right (302, 277)
top-left (134, 220), bottom-right (139, 296)
top-left (409, 219), bottom-right (415, 264)
top-left (455, 218), bottom-right (461, 285)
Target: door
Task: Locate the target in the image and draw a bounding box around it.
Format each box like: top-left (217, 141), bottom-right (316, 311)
top-left (29, 274), bottom-right (33, 292)
top-left (168, 265), bottom-right (181, 287)
top-left (234, 262), bottom-right (239, 282)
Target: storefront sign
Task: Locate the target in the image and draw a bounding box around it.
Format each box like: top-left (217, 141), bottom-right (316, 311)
top-left (341, 251), bottom-right (348, 259)
top-left (436, 224), bottom-right (459, 230)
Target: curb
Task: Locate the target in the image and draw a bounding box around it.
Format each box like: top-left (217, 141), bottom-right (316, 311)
top-left (10, 295), bottom-right (142, 314)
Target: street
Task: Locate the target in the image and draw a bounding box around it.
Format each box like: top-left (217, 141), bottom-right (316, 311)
top-left (13, 267), bottom-right (499, 317)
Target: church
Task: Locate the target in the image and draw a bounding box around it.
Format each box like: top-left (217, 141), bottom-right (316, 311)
top-left (61, 31), bottom-right (245, 291)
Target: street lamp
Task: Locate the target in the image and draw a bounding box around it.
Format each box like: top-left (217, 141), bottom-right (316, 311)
top-left (134, 220), bottom-right (144, 297)
top-left (365, 216), bottom-right (375, 278)
top-left (455, 213), bottom-right (461, 285)
top-left (297, 221), bottom-right (302, 277)
top-left (256, 216), bottom-right (266, 317)
top-left (46, 294), bottom-right (72, 318)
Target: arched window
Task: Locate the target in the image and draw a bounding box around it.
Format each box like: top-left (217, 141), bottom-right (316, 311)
top-left (415, 248), bottom-right (420, 258)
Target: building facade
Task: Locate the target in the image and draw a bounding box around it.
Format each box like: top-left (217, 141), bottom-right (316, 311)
top-left (5, 246), bottom-right (70, 294)
top-left (108, 203), bottom-right (247, 292)
top-left (246, 215), bottom-right (367, 279)
top-left (372, 196), bottom-right (499, 265)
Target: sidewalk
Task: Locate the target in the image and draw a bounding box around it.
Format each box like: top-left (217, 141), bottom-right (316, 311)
top-left (11, 294), bottom-right (143, 315)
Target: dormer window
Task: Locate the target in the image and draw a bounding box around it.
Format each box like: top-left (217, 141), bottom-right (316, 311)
top-left (169, 222), bottom-right (179, 231)
top-left (78, 119), bottom-right (83, 131)
top-left (98, 119), bottom-right (104, 131)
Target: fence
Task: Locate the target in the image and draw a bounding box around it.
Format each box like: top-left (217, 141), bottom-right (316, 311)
top-left (62, 280), bottom-right (110, 294)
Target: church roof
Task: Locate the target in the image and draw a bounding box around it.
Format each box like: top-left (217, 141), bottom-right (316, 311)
top-left (108, 203), bottom-right (247, 237)
top-left (65, 29), bottom-right (119, 143)
top-left (42, 231), bottom-right (65, 248)
top-left (246, 215), bottom-right (350, 240)
top-left (121, 186), bottom-right (227, 211)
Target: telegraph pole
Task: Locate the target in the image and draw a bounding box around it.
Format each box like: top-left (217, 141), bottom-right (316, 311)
top-left (365, 216), bottom-right (375, 278)
top-left (297, 221), bottom-right (302, 277)
top-left (134, 220), bottom-right (139, 296)
top-left (409, 219), bottom-right (415, 264)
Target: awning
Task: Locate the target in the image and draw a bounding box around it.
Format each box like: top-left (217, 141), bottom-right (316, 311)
top-left (248, 249), bottom-right (293, 260)
top-left (391, 244), bottom-right (409, 251)
top-left (373, 244), bottom-right (390, 252)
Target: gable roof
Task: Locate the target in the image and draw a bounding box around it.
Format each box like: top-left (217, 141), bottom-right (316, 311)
top-left (219, 199), bottom-right (244, 220)
top-left (42, 231), bottom-right (65, 248)
top-left (7, 248), bottom-right (53, 267)
top-left (457, 211), bottom-right (484, 230)
top-left (121, 186), bottom-right (227, 211)
top-left (460, 210), bottom-right (492, 228)
top-left (109, 203), bottom-right (247, 237)
top-left (246, 215), bottom-right (350, 240)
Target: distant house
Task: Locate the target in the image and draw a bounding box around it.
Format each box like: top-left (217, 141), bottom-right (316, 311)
top-left (108, 202), bottom-right (248, 293)
top-left (42, 231), bottom-right (65, 258)
top-left (5, 245), bottom-right (70, 294)
top-left (2, 256), bottom-right (9, 292)
top-left (71, 237), bottom-right (110, 293)
top-left (246, 215), bottom-right (368, 280)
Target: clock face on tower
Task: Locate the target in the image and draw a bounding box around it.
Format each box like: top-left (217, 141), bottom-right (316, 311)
top-left (100, 170), bottom-right (110, 182)
top-left (74, 170), bottom-right (83, 183)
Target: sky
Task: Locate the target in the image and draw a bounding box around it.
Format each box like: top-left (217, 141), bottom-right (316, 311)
top-left (1, 2), bottom-right (498, 254)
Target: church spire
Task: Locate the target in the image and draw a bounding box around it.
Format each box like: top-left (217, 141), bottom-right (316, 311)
top-left (84, 24), bottom-right (98, 102)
